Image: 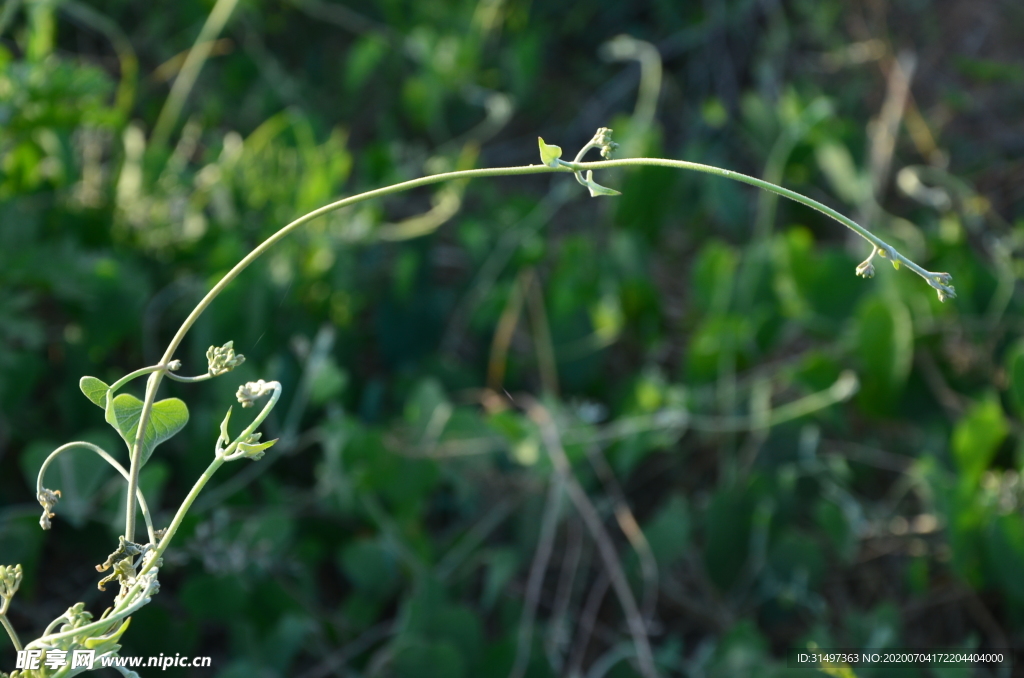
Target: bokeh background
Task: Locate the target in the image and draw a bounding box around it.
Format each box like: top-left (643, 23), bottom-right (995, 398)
top-left (2, 0), bottom-right (1024, 676)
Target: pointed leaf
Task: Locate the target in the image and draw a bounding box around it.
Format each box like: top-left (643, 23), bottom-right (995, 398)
top-left (237, 438), bottom-right (277, 460)
top-left (219, 407), bottom-right (233, 446)
top-left (84, 617), bottom-right (131, 650)
top-left (584, 170), bottom-right (621, 197)
top-left (586, 181), bottom-right (622, 197)
top-left (537, 137), bottom-right (562, 168)
top-left (80, 376), bottom-right (110, 408)
top-left (105, 394), bottom-right (189, 466)
top-left (240, 438), bottom-right (277, 454)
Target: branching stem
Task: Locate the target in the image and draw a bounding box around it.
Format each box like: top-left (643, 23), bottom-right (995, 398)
top-left (165, 371), bottom-right (214, 383)
top-left (108, 363), bottom-right (179, 395)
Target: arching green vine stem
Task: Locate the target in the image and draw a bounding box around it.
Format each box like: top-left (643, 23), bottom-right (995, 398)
top-left (121, 128), bottom-right (954, 546)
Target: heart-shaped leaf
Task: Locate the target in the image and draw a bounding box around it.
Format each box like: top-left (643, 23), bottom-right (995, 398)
top-left (105, 393), bottom-right (189, 467)
top-left (537, 137), bottom-right (562, 168)
top-left (80, 376), bottom-right (110, 408)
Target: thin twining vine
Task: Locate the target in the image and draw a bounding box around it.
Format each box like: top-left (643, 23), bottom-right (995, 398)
top-left (1, 128), bottom-right (953, 676)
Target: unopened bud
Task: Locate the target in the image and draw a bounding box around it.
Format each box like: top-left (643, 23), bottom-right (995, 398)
top-left (207, 341), bottom-right (245, 376)
top-left (593, 127), bottom-right (619, 159)
top-left (0, 564), bottom-right (22, 600)
top-left (236, 379), bottom-right (274, 408)
top-left (38, 488), bottom-right (61, 530)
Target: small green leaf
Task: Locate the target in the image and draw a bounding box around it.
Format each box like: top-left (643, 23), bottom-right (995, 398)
top-left (83, 616), bottom-right (131, 650)
top-left (237, 438), bottom-right (277, 460)
top-left (537, 137), bottom-right (562, 167)
top-left (952, 396), bottom-right (1008, 484)
top-left (583, 170), bottom-right (621, 197)
top-left (219, 407), bottom-right (233, 446)
top-left (892, 259), bottom-right (900, 270)
top-left (242, 439), bottom-right (277, 454)
top-left (79, 376), bottom-right (110, 408)
top-left (105, 394), bottom-right (189, 466)
top-left (586, 182), bottom-right (622, 197)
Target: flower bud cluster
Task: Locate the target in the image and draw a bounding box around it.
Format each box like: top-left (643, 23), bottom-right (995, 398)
top-left (593, 127), bottom-right (619, 159)
top-left (207, 341), bottom-right (246, 376)
top-left (236, 379), bottom-right (274, 408)
top-left (37, 488), bottom-right (61, 530)
top-left (855, 259), bottom-right (875, 279)
top-left (0, 564), bottom-right (22, 604)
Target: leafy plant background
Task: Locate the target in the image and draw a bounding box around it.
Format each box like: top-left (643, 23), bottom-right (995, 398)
top-left (1, 0), bottom-right (1023, 676)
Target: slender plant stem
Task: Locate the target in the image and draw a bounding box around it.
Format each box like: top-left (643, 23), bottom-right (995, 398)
top-left (108, 364), bottom-right (172, 394)
top-left (509, 462), bottom-right (564, 678)
top-left (118, 362), bottom-right (174, 543)
top-left (150, 0), bottom-right (239, 149)
top-left (122, 153), bottom-right (950, 543)
top-left (576, 158), bottom-right (949, 292)
top-left (37, 592), bottom-right (137, 646)
top-left (165, 371), bottom-right (213, 383)
top-left (525, 399), bottom-right (659, 678)
top-left (219, 386), bottom-right (282, 461)
top-left (568, 571), bottom-right (610, 678)
top-left (1, 613), bottom-right (22, 651)
top-left (60, 1), bottom-right (138, 117)
top-left (145, 456), bottom-right (225, 573)
top-left (157, 155), bottom-right (947, 361)
top-left (124, 164), bottom-right (561, 540)
top-left (123, 372), bottom-right (154, 542)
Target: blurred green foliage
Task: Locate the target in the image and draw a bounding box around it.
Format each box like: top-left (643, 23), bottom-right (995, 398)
top-left (1, 0), bottom-right (1024, 676)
